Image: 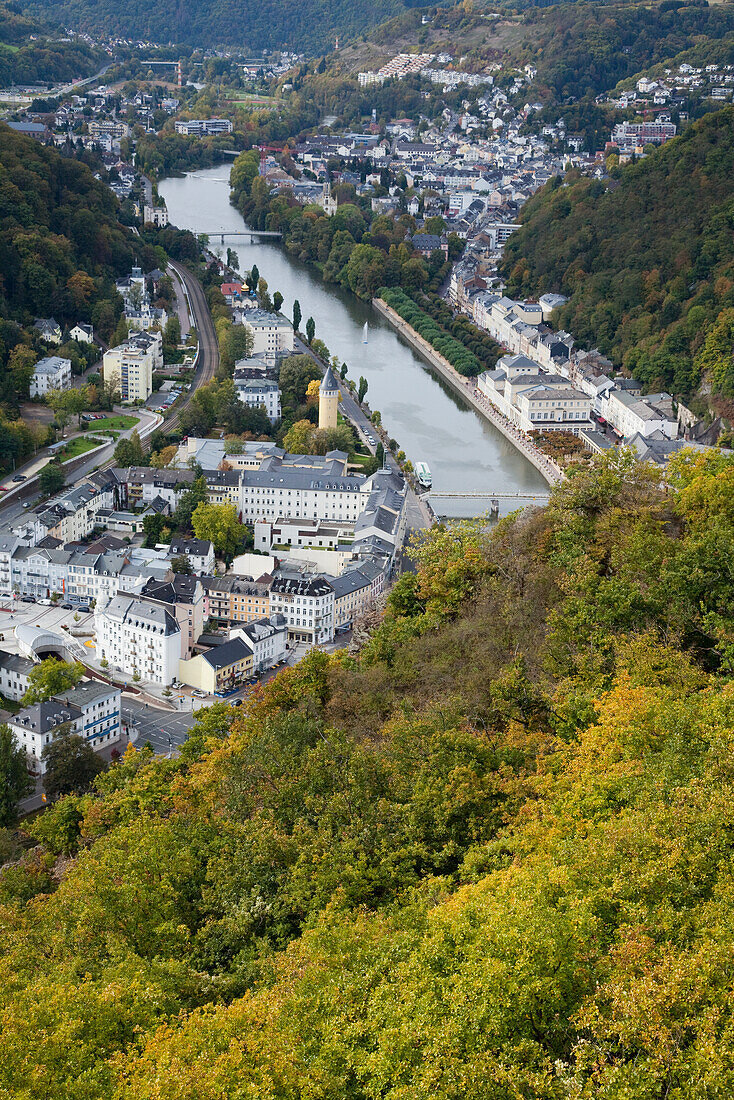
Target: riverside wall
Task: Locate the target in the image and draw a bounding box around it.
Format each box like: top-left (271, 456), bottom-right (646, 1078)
top-left (372, 298), bottom-right (564, 487)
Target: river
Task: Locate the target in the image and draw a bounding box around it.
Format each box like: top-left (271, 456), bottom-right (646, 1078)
top-left (160, 165), bottom-right (548, 518)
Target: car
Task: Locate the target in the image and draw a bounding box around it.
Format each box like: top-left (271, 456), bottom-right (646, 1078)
top-left (20, 595), bottom-right (35, 603)
top-left (12, 474), bottom-right (26, 482)
top-left (76, 605), bottom-right (91, 613)
top-left (60, 602), bottom-right (72, 610)
top-left (22, 502), bottom-right (30, 508)
top-left (233, 698), bottom-right (243, 706)
top-left (37, 598), bottom-right (53, 606)
top-left (191, 689), bottom-right (207, 698)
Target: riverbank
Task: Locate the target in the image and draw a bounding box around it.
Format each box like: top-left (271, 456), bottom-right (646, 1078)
top-left (372, 298), bottom-right (564, 487)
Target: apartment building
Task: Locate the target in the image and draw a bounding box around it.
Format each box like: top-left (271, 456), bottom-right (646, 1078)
top-left (0, 649), bottom-right (34, 702)
top-left (268, 575), bottom-right (335, 645)
top-left (103, 331), bottom-right (162, 403)
top-left (235, 377), bottom-right (281, 422)
top-left (140, 575), bottom-right (205, 658)
top-left (238, 470), bottom-right (370, 524)
top-left (30, 356), bottom-right (72, 397)
top-left (204, 576), bottom-right (271, 626)
top-left (7, 681), bottom-right (122, 774)
top-left (168, 537), bottom-right (215, 574)
top-left (254, 516), bottom-right (354, 553)
top-left (242, 310), bottom-right (294, 355)
top-left (95, 593), bottom-right (181, 686)
top-left (230, 615), bottom-right (288, 671)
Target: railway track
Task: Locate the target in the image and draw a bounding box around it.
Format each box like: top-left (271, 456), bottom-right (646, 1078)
top-left (165, 260), bottom-right (220, 433)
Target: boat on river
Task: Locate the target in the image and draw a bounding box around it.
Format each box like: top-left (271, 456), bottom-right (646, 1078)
top-left (415, 461), bottom-right (432, 489)
top-left (362, 321), bottom-right (368, 343)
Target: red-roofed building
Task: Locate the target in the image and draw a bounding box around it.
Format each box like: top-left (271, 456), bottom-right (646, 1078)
top-left (221, 282), bottom-right (244, 304)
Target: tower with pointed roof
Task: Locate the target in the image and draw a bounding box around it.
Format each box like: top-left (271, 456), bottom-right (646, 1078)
top-left (318, 366), bottom-right (340, 430)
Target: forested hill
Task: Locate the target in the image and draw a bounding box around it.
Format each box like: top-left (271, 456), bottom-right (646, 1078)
top-left (501, 107), bottom-right (734, 406)
top-left (26, 0), bottom-right (416, 52)
top-left (4, 449), bottom-right (734, 1096)
top-left (0, 4), bottom-right (103, 85)
top-left (0, 127), bottom-right (158, 402)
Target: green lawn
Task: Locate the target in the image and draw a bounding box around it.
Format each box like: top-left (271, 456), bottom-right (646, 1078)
top-left (58, 436), bottom-right (106, 461)
top-left (87, 415), bottom-right (139, 431)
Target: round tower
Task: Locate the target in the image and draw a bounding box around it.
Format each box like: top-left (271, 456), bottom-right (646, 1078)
top-left (318, 366), bottom-right (340, 430)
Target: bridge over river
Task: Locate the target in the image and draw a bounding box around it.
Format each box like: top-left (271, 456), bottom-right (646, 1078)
top-left (198, 228), bottom-right (283, 243)
top-left (428, 490), bottom-right (550, 501)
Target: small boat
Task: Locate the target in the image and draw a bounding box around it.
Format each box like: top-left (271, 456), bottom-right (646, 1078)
top-left (415, 461), bottom-right (432, 490)
top-left (362, 321), bottom-right (368, 343)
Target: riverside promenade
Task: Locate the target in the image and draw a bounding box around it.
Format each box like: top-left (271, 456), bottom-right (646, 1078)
top-left (372, 298), bottom-right (564, 487)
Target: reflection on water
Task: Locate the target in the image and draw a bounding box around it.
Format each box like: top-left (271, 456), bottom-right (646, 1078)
top-left (161, 166), bottom-right (548, 517)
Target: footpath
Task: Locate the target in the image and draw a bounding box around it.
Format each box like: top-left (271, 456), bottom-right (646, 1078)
top-left (372, 298), bottom-right (564, 487)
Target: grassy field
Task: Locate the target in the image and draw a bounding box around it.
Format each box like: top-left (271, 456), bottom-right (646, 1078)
top-left (58, 436), bottom-right (106, 461)
top-left (87, 415), bottom-right (139, 431)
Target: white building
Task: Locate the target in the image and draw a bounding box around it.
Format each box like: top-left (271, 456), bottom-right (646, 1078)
top-left (30, 356), bottom-right (72, 397)
top-left (0, 649), bottom-right (34, 702)
top-left (602, 389), bottom-right (678, 440)
top-left (238, 470), bottom-right (370, 524)
top-left (95, 593), bottom-right (182, 686)
top-left (234, 377), bottom-right (281, 422)
top-left (103, 332), bottom-right (161, 403)
top-left (174, 118), bottom-right (233, 136)
top-left (69, 323), bottom-right (94, 344)
top-left (230, 615), bottom-right (288, 671)
top-left (168, 537), bottom-right (215, 575)
top-left (268, 575), bottom-right (335, 645)
top-left (242, 310), bottom-right (295, 355)
top-left (7, 681), bottom-right (122, 775)
top-left (143, 205), bottom-right (169, 227)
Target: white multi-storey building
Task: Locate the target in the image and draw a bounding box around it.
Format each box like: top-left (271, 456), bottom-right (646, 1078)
top-left (95, 593), bottom-right (182, 686)
top-left (230, 615), bottom-right (288, 671)
top-left (30, 356), bottom-right (72, 397)
top-left (174, 118), bottom-right (233, 136)
top-left (238, 470), bottom-right (370, 524)
top-left (242, 310), bottom-right (294, 355)
top-left (0, 649), bottom-right (34, 702)
top-left (103, 332), bottom-right (161, 403)
top-left (234, 378), bottom-right (281, 422)
top-left (7, 681), bottom-right (122, 774)
top-left (268, 575), bottom-right (335, 645)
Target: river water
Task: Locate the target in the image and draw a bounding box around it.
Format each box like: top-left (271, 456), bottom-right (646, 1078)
top-left (161, 165), bottom-right (547, 517)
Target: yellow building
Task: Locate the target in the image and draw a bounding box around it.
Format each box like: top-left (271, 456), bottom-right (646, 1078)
top-left (178, 636), bottom-right (253, 695)
top-left (318, 365), bottom-right (340, 430)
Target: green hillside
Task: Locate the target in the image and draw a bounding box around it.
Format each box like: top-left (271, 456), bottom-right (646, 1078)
top-left (0, 126), bottom-right (159, 464)
top-left (25, 0), bottom-right (420, 53)
top-left (501, 107), bottom-right (734, 405)
top-left (0, 4), bottom-right (103, 85)
top-left (3, 449), bottom-right (734, 1096)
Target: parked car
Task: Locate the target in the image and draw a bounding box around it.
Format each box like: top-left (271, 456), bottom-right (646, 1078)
top-left (37, 598), bottom-right (53, 606)
top-left (60, 602), bottom-right (72, 610)
top-left (12, 474), bottom-right (26, 482)
top-left (76, 605), bottom-right (91, 613)
top-left (20, 595), bottom-right (35, 603)
top-left (191, 688), bottom-right (207, 698)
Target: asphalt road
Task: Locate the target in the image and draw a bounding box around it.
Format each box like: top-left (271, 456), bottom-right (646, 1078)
top-left (165, 260), bottom-right (220, 432)
top-left (122, 697), bottom-right (196, 754)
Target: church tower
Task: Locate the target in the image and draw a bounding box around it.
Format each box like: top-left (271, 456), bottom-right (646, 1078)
top-left (318, 365), bottom-right (340, 430)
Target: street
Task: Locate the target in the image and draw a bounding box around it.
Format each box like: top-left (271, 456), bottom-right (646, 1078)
top-left (122, 697), bottom-right (196, 754)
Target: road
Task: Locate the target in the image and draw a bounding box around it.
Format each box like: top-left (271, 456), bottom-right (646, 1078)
top-left (122, 697), bottom-right (196, 754)
top-left (165, 260), bottom-right (220, 432)
top-left (0, 407), bottom-right (163, 523)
